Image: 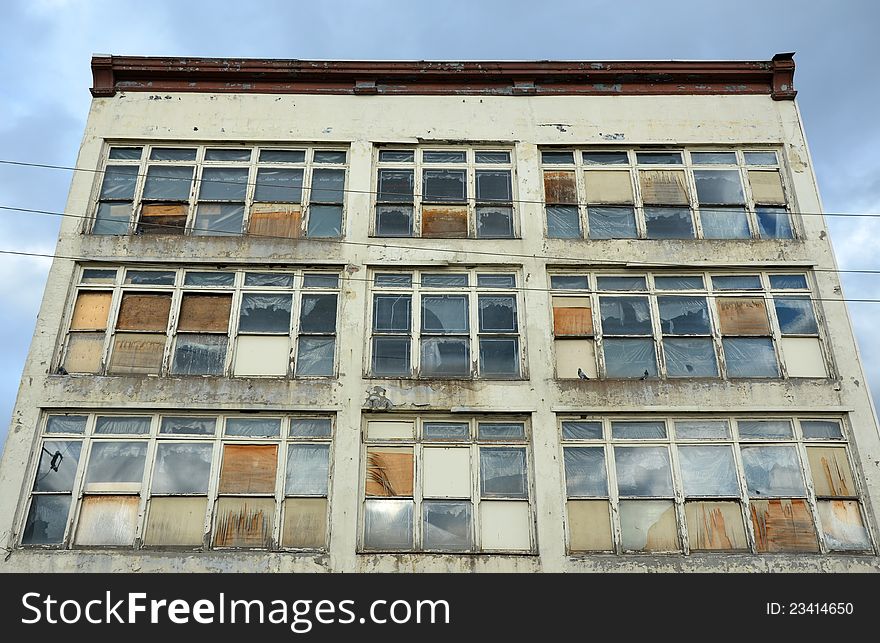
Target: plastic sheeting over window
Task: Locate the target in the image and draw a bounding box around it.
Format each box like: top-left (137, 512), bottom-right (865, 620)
top-left (700, 207), bottom-right (750, 239)
top-left (658, 296), bottom-right (710, 334)
top-left (423, 501), bottom-right (472, 551)
top-left (286, 444), bottom-right (330, 495)
top-left (644, 207), bottom-right (694, 239)
top-left (420, 338), bottom-right (470, 376)
top-left (171, 334), bottom-right (228, 375)
top-left (663, 338), bottom-right (719, 377)
top-left (587, 206), bottom-right (637, 239)
top-left (238, 294), bottom-right (292, 333)
top-left (299, 294), bottom-right (337, 333)
top-left (693, 170), bottom-right (744, 204)
top-left (599, 297), bottom-right (652, 335)
top-left (95, 416), bottom-right (150, 435)
top-left (722, 338), bottom-right (778, 378)
top-left (613, 447), bottom-right (673, 496)
top-left (564, 447), bottom-right (607, 496)
top-left (546, 205), bottom-right (581, 238)
top-left (741, 445), bottom-right (806, 497)
top-left (603, 338), bottom-right (657, 378)
top-left (295, 337), bottom-right (335, 376)
top-left (152, 443), bottom-right (213, 493)
top-left (611, 421), bottom-right (666, 439)
top-left (678, 446), bottom-right (738, 496)
top-left (774, 297), bottom-right (818, 334)
top-left (421, 296), bottom-right (468, 333)
top-left (225, 417), bottom-right (282, 437)
top-left (364, 499), bottom-right (413, 550)
top-left (85, 441), bottom-right (147, 490)
top-left (757, 207), bottom-right (793, 239)
top-left (254, 168), bottom-right (303, 202)
top-left (480, 447), bottom-right (527, 498)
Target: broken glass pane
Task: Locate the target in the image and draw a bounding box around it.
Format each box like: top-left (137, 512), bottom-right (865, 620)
top-left (597, 276), bottom-right (646, 291)
top-left (712, 275), bottom-right (762, 290)
top-left (478, 422), bottom-right (525, 440)
top-left (95, 416), bottom-right (150, 435)
top-left (658, 296), bottom-right (710, 334)
top-left (100, 165), bottom-right (138, 199)
top-left (313, 150), bottom-right (346, 164)
top-left (302, 273), bottom-right (338, 288)
top-left (23, 494), bottom-right (71, 545)
top-left (479, 295), bottom-right (517, 332)
top-left (564, 447), bottom-right (608, 496)
top-left (654, 276), bottom-right (704, 290)
top-left (741, 445), bottom-right (806, 496)
top-left (86, 441), bottom-right (147, 485)
top-left (295, 337), bottom-right (335, 376)
top-left (199, 168), bottom-right (248, 201)
top-left (421, 273), bottom-right (468, 287)
top-left (371, 337), bottom-right (411, 375)
top-left (160, 416), bottom-right (216, 435)
top-left (171, 334), bottom-right (228, 375)
top-left (774, 297), bottom-right (818, 334)
top-left (286, 444), bottom-right (330, 495)
top-left (421, 295), bottom-right (468, 332)
top-left (738, 419), bottom-right (793, 439)
top-left (587, 206), bottom-right (637, 239)
top-left (664, 338), bottom-right (718, 377)
top-left (33, 441), bottom-right (81, 492)
top-left (546, 205), bottom-right (581, 238)
top-left (143, 166), bottom-right (194, 200)
top-left (225, 417), bottom-right (281, 437)
top-left (614, 446), bottom-right (673, 496)
top-left (644, 207), bottom-right (695, 239)
top-left (561, 421), bottom-right (603, 440)
top-left (756, 207), bottom-right (793, 239)
top-left (476, 170), bottom-right (511, 202)
top-left (691, 152), bottom-right (737, 164)
top-left (239, 294), bottom-right (292, 333)
top-left (694, 170), bottom-right (744, 204)
top-left (480, 447), bottom-right (527, 497)
top-left (422, 169), bottom-right (466, 201)
top-left (744, 151), bottom-right (777, 165)
top-left (184, 271), bottom-right (235, 286)
top-left (611, 421), bottom-right (666, 439)
top-left (152, 443), bottom-right (212, 494)
top-left (801, 420), bottom-right (843, 439)
top-left (290, 418), bottom-right (332, 438)
top-left (364, 499), bottom-right (413, 549)
top-left (378, 169), bottom-right (413, 202)
top-left (306, 204), bottom-right (342, 237)
top-left (378, 150), bottom-right (414, 163)
top-left (299, 294), bottom-right (337, 333)
top-left (542, 151), bottom-right (574, 164)
top-left (423, 150), bottom-right (465, 163)
top-left (551, 275), bottom-right (589, 290)
top-left (109, 147), bottom-right (142, 160)
top-left (479, 339), bottom-right (519, 376)
top-left (700, 207), bottom-right (750, 239)
top-left (376, 205), bottom-right (413, 236)
top-left (254, 168), bottom-right (303, 202)
top-left (424, 422), bottom-right (470, 440)
top-left (679, 445), bottom-right (738, 496)
top-left (770, 274), bottom-right (808, 290)
top-left (583, 151), bottom-right (628, 165)
top-left (309, 169), bottom-right (344, 203)
top-left (259, 149), bottom-right (305, 163)
top-left (674, 420), bottom-right (730, 439)
top-left (603, 339), bottom-right (657, 378)
top-left (244, 273), bottom-right (294, 288)
top-left (476, 206), bottom-right (514, 238)
top-left (600, 296), bottom-right (652, 334)
top-left (193, 203), bottom-right (245, 235)
top-left (475, 151), bottom-right (510, 163)
top-left (423, 501), bottom-right (472, 551)
top-left (373, 295), bottom-right (411, 332)
top-left (723, 338), bottom-right (778, 378)
top-left (636, 152), bottom-right (682, 164)
top-left (619, 500), bottom-right (680, 551)
top-left (420, 338), bottom-right (470, 376)
top-left (477, 274), bottom-right (515, 288)
top-left (46, 416), bottom-right (87, 434)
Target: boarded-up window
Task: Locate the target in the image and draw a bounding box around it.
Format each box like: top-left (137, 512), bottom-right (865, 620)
top-left (748, 170), bottom-right (785, 204)
top-left (423, 448), bottom-right (470, 498)
top-left (144, 497), bottom-right (206, 546)
top-left (584, 170), bottom-right (633, 203)
top-left (750, 499), bottom-right (819, 552)
top-left (639, 170), bottom-right (689, 205)
top-left (422, 205), bottom-right (468, 238)
top-left (63, 333), bottom-right (104, 373)
top-left (567, 500), bottom-right (613, 552)
top-left (781, 337), bottom-right (826, 378)
top-left (137, 203), bottom-right (187, 234)
top-left (218, 445), bottom-right (278, 494)
top-left (178, 294), bottom-right (232, 332)
top-left (116, 293), bottom-right (172, 331)
top-left (233, 335), bottom-right (290, 377)
top-left (71, 292), bottom-right (112, 330)
top-left (685, 501), bottom-right (748, 551)
top-left (366, 447), bottom-right (413, 497)
top-left (74, 495), bottom-right (139, 546)
top-left (716, 298), bottom-right (770, 335)
top-left (107, 333), bottom-right (166, 375)
top-left (213, 497), bottom-right (274, 548)
top-left (807, 447), bottom-right (855, 497)
top-left (552, 297), bottom-right (592, 336)
top-left (248, 203), bottom-right (302, 239)
top-left (618, 500), bottom-right (679, 552)
top-left (543, 171), bottom-right (577, 204)
top-left (282, 497), bottom-right (327, 548)
top-left (817, 500), bottom-right (872, 551)
top-left (366, 420), bottom-right (414, 440)
top-left (479, 500), bottom-right (530, 550)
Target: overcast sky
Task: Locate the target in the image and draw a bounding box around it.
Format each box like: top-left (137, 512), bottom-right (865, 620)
top-left (1, 0), bottom-right (878, 453)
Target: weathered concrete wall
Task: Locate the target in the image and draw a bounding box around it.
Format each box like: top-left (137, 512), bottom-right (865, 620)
top-left (1, 91), bottom-right (878, 572)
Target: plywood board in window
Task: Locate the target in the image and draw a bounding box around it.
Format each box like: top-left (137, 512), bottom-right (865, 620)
top-left (281, 498), bottom-right (327, 549)
top-left (750, 498), bottom-right (818, 552)
top-left (63, 332), bottom-right (104, 373)
top-left (543, 171), bottom-right (577, 204)
top-left (71, 292), bottom-right (112, 330)
top-left (117, 293), bottom-right (172, 331)
top-left (685, 501), bottom-right (748, 551)
top-left (639, 170), bottom-right (689, 205)
top-left (365, 447), bottom-right (413, 497)
top-left (178, 294), bottom-right (232, 332)
top-left (553, 297), bottom-right (593, 336)
top-left (218, 444), bottom-right (278, 494)
top-left (567, 500), bottom-right (612, 552)
top-left (717, 297), bottom-right (770, 335)
top-left (248, 203), bottom-right (302, 238)
top-left (107, 333), bottom-right (165, 375)
top-left (144, 497), bottom-right (206, 546)
top-left (748, 170), bottom-right (786, 205)
top-left (422, 205), bottom-right (468, 238)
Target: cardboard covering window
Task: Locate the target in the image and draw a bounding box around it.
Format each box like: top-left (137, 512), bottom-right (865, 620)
top-left (422, 205), bottom-right (468, 238)
top-left (479, 500), bottom-right (530, 550)
top-left (639, 170), bottom-right (689, 205)
top-left (552, 297), bottom-right (592, 336)
top-left (248, 204), bottom-right (302, 238)
top-left (807, 447), bottom-right (856, 497)
top-left (365, 447), bottom-right (414, 497)
top-left (748, 170), bottom-right (786, 204)
top-left (178, 294), bottom-right (232, 332)
top-left (108, 333), bottom-right (166, 375)
top-left (63, 333), bottom-right (104, 373)
top-left (116, 293), bottom-right (172, 331)
top-left (218, 445), bottom-right (278, 494)
top-left (567, 500), bottom-right (613, 552)
top-left (750, 498), bottom-right (819, 552)
top-left (716, 298), bottom-right (770, 335)
top-left (233, 336), bottom-right (290, 376)
top-left (71, 292), bottom-right (112, 330)
top-left (584, 170), bottom-right (633, 204)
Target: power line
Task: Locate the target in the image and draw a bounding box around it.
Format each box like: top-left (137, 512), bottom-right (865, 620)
top-left (1, 157), bottom-right (879, 218)
top-left (2, 203), bottom-right (880, 277)
top-left (0, 246), bottom-right (878, 303)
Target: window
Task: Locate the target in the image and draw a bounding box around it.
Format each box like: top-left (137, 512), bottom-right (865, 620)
top-left (21, 412), bottom-right (333, 550)
top-left (374, 148), bottom-right (516, 238)
top-left (549, 270), bottom-right (827, 380)
top-left (60, 266), bottom-right (340, 378)
top-left (560, 415), bottom-right (871, 554)
top-left (368, 269), bottom-right (523, 379)
top-left (91, 145), bottom-right (347, 238)
top-left (361, 416), bottom-right (533, 552)
top-left (542, 148), bottom-right (793, 240)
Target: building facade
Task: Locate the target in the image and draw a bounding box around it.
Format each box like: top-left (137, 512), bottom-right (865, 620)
top-left (1, 54), bottom-right (879, 572)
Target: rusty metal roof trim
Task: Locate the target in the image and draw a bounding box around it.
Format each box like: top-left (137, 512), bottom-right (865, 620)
top-left (90, 54), bottom-right (797, 100)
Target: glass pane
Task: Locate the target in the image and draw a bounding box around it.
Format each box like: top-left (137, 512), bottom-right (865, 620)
top-left (423, 150), bottom-right (465, 163)
top-left (313, 150), bottom-right (346, 164)
top-left (694, 170), bottom-right (744, 204)
top-left (774, 297), bottom-right (818, 334)
top-left (664, 338), bottom-right (719, 377)
top-left (479, 295), bottom-right (517, 332)
top-left (22, 495), bottom-right (71, 545)
top-left (550, 275), bottom-right (589, 290)
top-left (644, 207), bottom-right (694, 239)
top-left (286, 444), bottom-right (330, 495)
top-left (302, 273), bottom-right (339, 288)
top-left (614, 447), bottom-right (673, 496)
top-left (364, 499), bottom-right (412, 549)
top-left (424, 422), bottom-right (470, 440)
top-left (244, 273), bottom-right (294, 288)
top-left (183, 271), bottom-right (235, 286)
top-left (421, 295), bottom-right (468, 332)
top-left (205, 148), bottom-right (250, 161)
top-left (679, 445), bottom-right (738, 495)
top-left (100, 165), bottom-right (138, 199)
top-left (756, 207), bottom-right (793, 239)
top-left (477, 274), bottom-right (515, 288)
top-left (611, 421), bottom-right (666, 439)
top-left (254, 168), bottom-right (303, 202)
top-left (712, 275), bottom-right (762, 290)
top-left (480, 447), bottom-right (527, 497)
top-left (423, 501), bottom-right (472, 551)
top-left (239, 294), bottom-right (292, 333)
top-left (143, 166), bottom-right (194, 200)
top-left (199, 168), bottom-right (248, 201)
top-left (691, 152), bottom-right (737, 164)
top-left (377, 169), bottom-right (413, 202)
top-left (476, 206), bottom-right (514, 238)
top-left (478, 422), bottom-right (525, 440)
top-left (371, 337), bottom-right (411, 376)
top-left (700, 207), bottom-right (750, 239)
top-left (95, 416), bottom-right (150, 435)
top-left (46, 416), bottom-right (87, 434)
top-left (33, 441), bottom-right (81, 492)
top-left (85, 441), bottom-right (147, 485)
top-left (658, 296), bottom-right (710, 334)
top-left (603, 339), bottom-right (657, 378)
top-left (423, 169), bottom-right (466, 201)
top-left (152, 443), bottom-right (212, 493)
top-left (546, 205), bottom-right (581, 238)
top-left (654, 276), bottom-right (704, 290)
top-left (82, 268), bottom-right (118, 283)
top-left (564, 447), bottom-right (607, 496)
top-left (741, 445), bottom-right (805, 496)
top-left (801, 420), bottom-right (843, 439)
top-left (108, 147), bottom-right (142, 160)
top-left (583, 151), bottom-right (628, 165)
top-left (738, 419), bottom-right (793, 439)
top-left (674, 420), bottom-right (730, 439)
top-left (587, 206), bottom-right (637, 239)
top-left (600, 297), bottom-right (652, 334)
top-left (745, 151), bottom-right (777, 165)
top-left (123, 270), bottom-right (175, 286)
top-left (374, 273), bottom-right (412, 288)
top-left (300, 294), bottom-right (337, 333)
top-left (376, 205), bottom-right (413, 236)
top-left (149, 148), bottom-right (196, 161)
top-left (225, 417), bottom-right (281, 437)
top-left (159, 416), bottom-right (216, 435)
top-left (421, 273), bottom-right (468, 287)
top-left (310, 169), bottom-right (344, 203)
top-left (290, 418), bottom-right (332, 438)
top-left (171, 335), bottom-right (228, 375)
top-left (597, 276), bottom-right (646, 291)
top-left (378, 150), bottom-right (414, 163)
top-left (723, 338), bottom-right (779, 378)
top-left (479, 338), bottom-right (520, 376)
top-left (561, 421), bottom-right (603, 440)
top-left (92, 202), bottom-right (131, 235)
top-left (636, 152), bottom-right (682, 164)
top-left (306, 204), bottom-right (342, 237)
top-left (619, 500), bottom-right (679, 552)
top-left (259, 149), bottom-right (305, 163)
top-left (373, 295), bottom-right (411, 332)
top-left (476, 170), bottom-right (511, 201)
top-left (193, 203), bottom-right (244, 235)
top-left (770, 274), bottom-right (808, 290)
top-left (475, 151), bottom-right (510, 163)
top-left (542, 151), bottom-right (574, 164)
top-left (295, 337), bottom-right (335, 376)
top-left (420, 337), bottom-right (470, 376)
